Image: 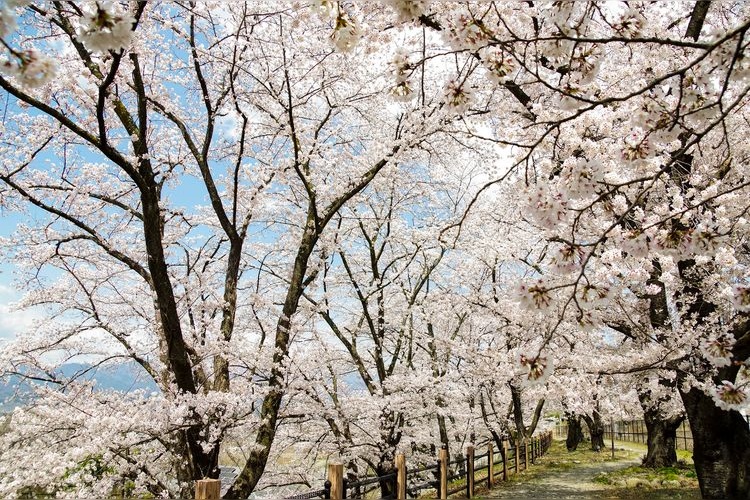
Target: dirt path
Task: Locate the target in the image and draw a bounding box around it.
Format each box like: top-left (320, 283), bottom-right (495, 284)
top-left (483, 444), bottom-right (700, 500)
top-left (484, 454), bottom-right (639, 499)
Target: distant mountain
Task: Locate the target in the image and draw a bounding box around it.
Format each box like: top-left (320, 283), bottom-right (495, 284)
top-left (57, 362), bottom-right (159, 393)
top-left (0, 361), bottom-right (159, 412)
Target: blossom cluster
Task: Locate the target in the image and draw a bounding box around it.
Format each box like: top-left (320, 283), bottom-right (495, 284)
top-left (384, 0), bottom-right (431, 24)
top-left (443, 79), bottom-right (472, 113)
top-left (518, 353), bottom-right (554, 386)
top-left (710, 380), bottom-right (748, 411)
top-left (389, 48), bottom-right (414, 101)
top-left (0, 48), bottom-right (57, 88)
top-left (76, 1), bottom-right (135, 53)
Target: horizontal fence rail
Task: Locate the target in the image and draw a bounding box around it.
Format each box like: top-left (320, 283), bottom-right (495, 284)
top-left (277, 431), bottom-right (554, 500)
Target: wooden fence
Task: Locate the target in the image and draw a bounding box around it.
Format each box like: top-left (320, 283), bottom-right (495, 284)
top-left (195, 431), bottom-right (554, 499)
top-left (555, 415), bottom-right (750, 453)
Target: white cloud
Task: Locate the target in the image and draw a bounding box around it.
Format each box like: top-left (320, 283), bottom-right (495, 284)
top-left (0, 304), bottom-right (41, 339)
top-left (0, 284), bottom-right (43, 340)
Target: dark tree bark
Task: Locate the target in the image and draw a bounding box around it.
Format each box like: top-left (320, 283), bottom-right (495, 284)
top-left (641, 409), bottom-right (683, 468)
top-left (479, 389), bottom-right (509, 462)
top-left (510, 383), bottom-right (545, 441)
top-left (673, 256), bottom-right (750, 498)
top-left (376, 464), bottom-right (397, 499)
top-left (680, 381), bottom-right (750, 499)
top-left (638, 262), bottom-right (684, 468)
top-left (565, 413), bottom-right (584, 452)
top-left (582, 411), bottom-right (605, 452)
top-left (685, 1), bottom-right (711, 40)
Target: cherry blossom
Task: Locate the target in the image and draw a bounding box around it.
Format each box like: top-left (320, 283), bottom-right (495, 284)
top-left (0, 48), bottom-right (57, 88)
top-left (711, 380), bottom-right (748, 411)
top-left (1, 1), bottom-right (750, 498)
top-left (76, 2), bottom-right (135, 53)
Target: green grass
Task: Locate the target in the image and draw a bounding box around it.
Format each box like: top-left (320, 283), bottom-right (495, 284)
top-left (594, 462), bottom-right (698, 488)
top-left (604, 439), bottom-right (695, 463)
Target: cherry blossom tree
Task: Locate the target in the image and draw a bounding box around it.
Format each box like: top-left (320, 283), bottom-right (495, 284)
top-left (339, 2), bottom-right (750, 496)
top-left (272, 126), bottom-right (507, 496)
top-left (0, 2), bottom-right (466, 497)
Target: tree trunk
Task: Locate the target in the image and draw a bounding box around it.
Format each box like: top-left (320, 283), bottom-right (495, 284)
top-left (674, 251), bottom-right (750, 497)
top-left (225, 224), bottom-right (318, 498)
top-left (376, 464), bottom-right (397, 499)
top-left (437, 413), bottom-right (450, 457)
top-left (641, 406), bottom-right (682, 468)
top-left (509, 383), bottom-right (545, 441)
top-left (582, 411), bottom-right (605, 452)
top-left (680, 383), bottom-right (750, 498)
top-left (637, 375), bottom-right (683, 468)
top-left (565, 414), bottom-right (584, 452)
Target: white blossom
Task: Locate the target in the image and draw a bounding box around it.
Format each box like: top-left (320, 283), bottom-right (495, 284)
top-left (711, 380), bottom-right (748, 411)
top-left (518, 353), bottom-right (554, 386)
top-left (330, 7), bottom-right (360, 52)
top-left (76, 1), bottom-right (135, 53)
top-left (384, 0), bottom-right (431, 23)
top-left (701, 334), bottom-right (734, 368)
top-left (443, 79), bottom-right (472, 113)
top-left (0, 48), bottom-right (57, 88)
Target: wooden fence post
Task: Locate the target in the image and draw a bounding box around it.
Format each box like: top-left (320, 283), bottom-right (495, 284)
top-left (514, 440), bottom-right (520, 473)
top-left (466, 446), bottom-right (475, 498)
top-left (395, 453), bottom-right (406, 500)
top-left (682, 421), bottom-right (688, 450)
top-left (524, 438), bottom-right (529, 470)
top-left (328, 463), bottom-right (344, 500)
top-left (639, 420), bottom-right (644, 443)
top-left (195, 479), bottom-right (221, 500)
top-left (488, 443), bottom-right (494, 488)
top-left (502, 440), bottom-right (508, 480)
top-left (439, 447), bottom-right (448, 500)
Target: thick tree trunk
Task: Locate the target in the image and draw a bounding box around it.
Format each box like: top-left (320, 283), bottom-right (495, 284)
top-left (637, 375), bottom-right (683, 468)
top-left (642, 411), bottom-right (682, 468)
top-left (142, 182), bottom-right (219, 489)
top-left (674, 252), bottom-right (750, 497)
top-left (680, 384), bottom-right (750, 499)
top-left (582, 411), bottom-right (605, 452)
top-left (565, 414), bottom-right (584, 452)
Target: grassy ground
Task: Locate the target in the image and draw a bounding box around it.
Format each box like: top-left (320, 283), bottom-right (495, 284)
top-left (591, 442), bottom-right (698, 492)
